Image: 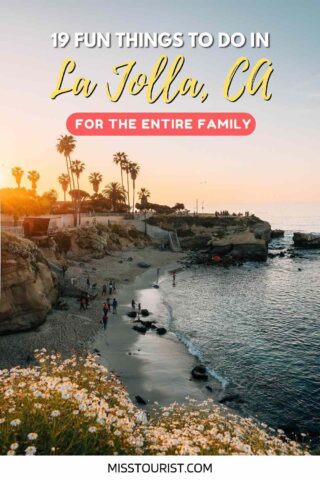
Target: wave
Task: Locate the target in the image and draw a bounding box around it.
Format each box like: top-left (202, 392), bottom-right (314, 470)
top-left (163, 298), bottom-right (228, 388)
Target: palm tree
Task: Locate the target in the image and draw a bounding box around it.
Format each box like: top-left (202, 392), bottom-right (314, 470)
top-left (138, 187), bottom-right (151, 205)
top-left (27, 170), bottom-right (40, 193)
top-left (71, 160), bottom-right (85, 190)
top-left (113, 152), bottom-right (127, 193)
top-left (123, 159), bottom-right (131, 213)
top-left (56, 135), bottom-right (76, 190)
top-left (56, 134), bottom-right (77, 224)
top-left (129, 162), bottom-right (140, 217)
top-left (138, 187), bottom-right (150, 236)
top-left (58, 173), bottom-right (69, 201)
top-left (71, 160), bottom-right (85, 224)
top-left (89, 172), bottom-right (103, 194)
top-left (103, 182), bottom-right (126, 212)
top-left (11, 167), bottom-right (24, 189)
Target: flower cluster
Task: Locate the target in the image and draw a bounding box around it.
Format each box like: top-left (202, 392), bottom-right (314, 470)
top-left (0, 351), bottom-right (308, 456)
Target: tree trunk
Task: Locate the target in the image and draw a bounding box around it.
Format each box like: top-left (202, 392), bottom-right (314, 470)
top-left (132, 180), bottom-right (135, 219)
top-left (126, 173), bottom-right (130, 214)
top-left (67, 154), bottom-right (77, 226)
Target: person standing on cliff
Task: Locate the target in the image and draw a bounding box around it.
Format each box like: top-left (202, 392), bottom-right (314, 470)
top-left (109, 281), bottom-right (113, 295)
top-left (131, 299), bottom-right (136, 310)
top-left (102, 283), bottom-right (107, 296)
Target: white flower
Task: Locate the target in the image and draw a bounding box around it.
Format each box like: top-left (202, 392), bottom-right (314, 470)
top-left (88, 426), bottom-right (97, 433)
top-left (27, 433), bottom-right (38, 441)
top-left (25, 446), bottom-right (37, 455)
top-left (7, 450), bottom-right (15, 455)
top-left (51, 410), bottom-right (60, 418)
top-left (0, 418), bottom-right (5, 424)
top-left (10, 419), bottom-right (21, 427)
top-left (72, 410), bottom-right (79, 415)
top-left (10, 443), bottom-right (19, 450)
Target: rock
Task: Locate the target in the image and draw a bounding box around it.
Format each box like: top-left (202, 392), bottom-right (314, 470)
top-left (137, 261), bottom-right (151, 268)
top-left (279, 251), bottom-right (285, 257)
top-left (0, 233), bottom-right (58, 334)
top-left (132, 325), bottom-right (147, 334)
top-left (156, 327), bottom-right (167, 335)
top-left (271, 229), bottom-right (285, 238)
top-left (141, 308), bottom-right (149, 317)
top-left (205, 385), bottom-right (213, 392)
top-left (293, 232), bottom-right (320, 248)
top-left (208, 230), bottom-right (268, 261)
top-left (135, 395), bottom-right (147, 405)
top-left (140, 320), bottom-right (156, 329)
top-left (127, 311), bottom-right (137, 318)
top-left (253, 222), bottom-right (272, 242)
top-left (179, 234), bottom-right (212, 251)
top-left (191, 365), bottom-right (208, 381)
top-left (219, 393), bottom-right (244, 404)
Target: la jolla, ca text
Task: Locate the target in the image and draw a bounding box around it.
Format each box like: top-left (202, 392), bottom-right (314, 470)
top-left (50, 55), bottom-right (273, 104)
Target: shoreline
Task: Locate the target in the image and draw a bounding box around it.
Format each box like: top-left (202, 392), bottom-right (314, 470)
top-left (91, 260), bottom-right (222, 407)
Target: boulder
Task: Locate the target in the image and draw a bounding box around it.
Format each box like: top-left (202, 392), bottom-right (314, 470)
top-left (135, 395), bottom-right (147, 405)
top-left (271, 229), bottom-right (285, 238)
top-left (191, 365), bottom-right (208, 381)
top-left (141, 308), bottom-right (149, 317)
top-left (293, 232), bottom-right (320, 248)
top-left (132, 325), bottom-right (147, 334)
top-left (156, 327), bottom-right (167, 335)
top-left (127, 311), bottom-right (137, 318)
top-left (0, 233), bottom-right (58, 334)
top-left (209, 230), bottom-right (268, 261)
top-left (137, 261), bottom-right (151, 268)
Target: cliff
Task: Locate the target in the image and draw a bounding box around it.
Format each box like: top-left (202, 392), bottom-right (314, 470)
top-left (0, 233), bottom-right (58, 334)
top-left (147, 215), bottom-right (271, 261)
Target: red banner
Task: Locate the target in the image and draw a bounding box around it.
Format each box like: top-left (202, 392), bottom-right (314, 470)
top-left (67, 112), bottom-right (255, 136)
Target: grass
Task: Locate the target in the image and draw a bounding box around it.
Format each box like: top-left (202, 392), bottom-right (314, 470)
top-left (0, 351), bottom-right (308, 456)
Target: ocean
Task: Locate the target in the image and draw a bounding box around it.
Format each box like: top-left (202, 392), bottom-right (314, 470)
top-left (138, 203), bottom-right (320, 443)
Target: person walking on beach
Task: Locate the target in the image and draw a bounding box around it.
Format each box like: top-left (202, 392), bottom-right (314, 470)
top-left (138, 302), bottom-right (141, 314)
top-left (112, 298), bottom-right (118, 314)
top-left (80, 296), bottom-right (86, 311)
top-left (112, 281), bottom-right (117, 293)
top-left (109, 281), bottom-right (113, 295)
top-left (103, 302), bottom-right (108, 315)
top-left (86, 277), bottom-right (90, 288)
top-left (85, 293), bottom-right (90, 309)
top-left (107, 297), bottom-right (111, 311)
top-left (102, 283), bottom-right (107, 296)
top-left (172, 271), bottom-right (176, 286)
top-left (102, 312), bottom-right (108, 331)
top-left (131, 299), bottom-right (136, 310)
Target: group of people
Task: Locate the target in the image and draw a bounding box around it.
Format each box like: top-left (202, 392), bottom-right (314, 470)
top-left (131, 299), bottom-right (141, 313)
top-left (102, 280), bottom-right (117, 296)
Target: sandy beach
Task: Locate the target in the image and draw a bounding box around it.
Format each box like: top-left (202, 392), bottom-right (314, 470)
top-left (0, 246), bottom-right (216, 406)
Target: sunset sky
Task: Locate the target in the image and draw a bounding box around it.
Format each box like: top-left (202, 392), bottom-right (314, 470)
top-left (1, 0), bottom-right (320, 209)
